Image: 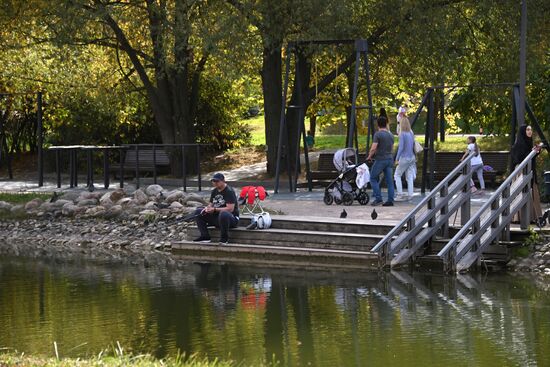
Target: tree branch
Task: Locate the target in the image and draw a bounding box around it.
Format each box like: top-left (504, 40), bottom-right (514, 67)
top-left (92, 0), bottom-right (157, 98)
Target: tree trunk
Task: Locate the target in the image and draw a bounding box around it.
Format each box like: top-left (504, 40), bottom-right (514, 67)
top-left (261, 46), bottom-right (282, 175)
top-left (309, 115), bottom-right (316, 137)
top-left (285, 51), bottom-right (311, 173)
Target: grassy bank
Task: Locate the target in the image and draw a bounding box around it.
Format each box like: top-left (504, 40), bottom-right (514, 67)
top-left (0, 352), bottom-right (252, 367)
top-left (0, 192), bottom-right (51, 204)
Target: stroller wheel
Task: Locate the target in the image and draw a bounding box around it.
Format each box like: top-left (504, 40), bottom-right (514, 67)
top-left (342, 192), bottom-right (354, 206)
top-left (323, 192), bottom-right (334, 205)
top-left (357, 192), bottom-right (370, 205)
top-left (334, 196), bottom-right (343, 205)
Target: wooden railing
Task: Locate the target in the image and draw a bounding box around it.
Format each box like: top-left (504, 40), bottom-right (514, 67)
top-left (372, 152), bottom-right (474, 268)
top-left (438, 149), bottom-right (537, 272)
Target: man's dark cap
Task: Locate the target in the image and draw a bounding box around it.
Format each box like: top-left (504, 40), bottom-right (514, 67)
top-left (211, 173), bottom-right (225, 182)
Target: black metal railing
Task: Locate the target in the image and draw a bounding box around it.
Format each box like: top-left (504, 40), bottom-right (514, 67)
top-left (47, 143), bottom-right (208, 191)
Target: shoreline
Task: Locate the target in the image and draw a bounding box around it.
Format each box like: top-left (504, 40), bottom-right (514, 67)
top-left (1, 215), bottom-right (549, 275)
top-left (0, 216), bottom-right (187, 269)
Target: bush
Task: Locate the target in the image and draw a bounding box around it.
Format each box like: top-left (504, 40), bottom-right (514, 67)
top-left (194, 76), bottom-right (251, 151)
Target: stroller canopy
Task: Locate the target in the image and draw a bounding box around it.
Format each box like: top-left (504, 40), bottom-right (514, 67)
top-left (333, 148), bottom-right (357, 172)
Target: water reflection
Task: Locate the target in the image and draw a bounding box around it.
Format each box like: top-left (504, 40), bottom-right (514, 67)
top-left (0, 257), bottom-right (548, 366)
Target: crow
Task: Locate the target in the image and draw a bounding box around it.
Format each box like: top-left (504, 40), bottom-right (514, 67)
top-left (371, 208), bottom-right (378, 220)
top-left (340, 209), bottom-right (347, 219)
top-left (49, 191), bottom-right (59, 203)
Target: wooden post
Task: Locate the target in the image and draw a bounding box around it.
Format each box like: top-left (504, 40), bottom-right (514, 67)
top-left (103, 149), bottom-right (110, 189)
top-left (37, 92), bottom-right (44, 187)
top-left (301, 120), bottom-right (313, 191)
top-left (134, 145), bottom-right (140, 189)
top-left (362, 46), bottom-right (375, 154)
top-left (69, 149), bottom-right (74, 188)
top-left (461, 160), bottom-right (471, 226)
top-left (421, 89), bottom-right (433, 194)
top-left (518, 0), bottom-right (527, 127)
top-left (347, 50), bottom-right (361, 148)
top-left (439, 90), bottom-right (445, 142)
top-left (520, 160), bottom-right (531, 229)
top-left (55, 149), bottom-right (61, 188)
top-left (152, 144), bottom-right (157, 184)
top-left (196, 145), bottom-right (202, 192)
top-left (440, 183), bottom-right (449, 237)
top-left (119, 147), bottom-right (124, 188)
top-left (181, 145), bottom-right (187, 192)
top-left (510, 87), bottom-right (518, 172)
top-left (491, 199), bottom-right (500, 245)
top-left (428, 90), bottom-right (436, 190)
top-left (274, 50), bottom-right (292, 194)
top-left (501, 185), bottom-right (511, 241)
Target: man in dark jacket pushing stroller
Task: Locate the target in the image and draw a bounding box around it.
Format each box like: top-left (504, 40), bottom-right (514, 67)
top-left (366, 116), bottom-right (395, 206)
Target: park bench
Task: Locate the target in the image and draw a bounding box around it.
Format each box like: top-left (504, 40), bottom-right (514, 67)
top-left (434, 151), bottom-right (509, 187)
top-left (111, 147), bottom-right (171, 177)
top-left (309, 152), bottom-right (366, 184)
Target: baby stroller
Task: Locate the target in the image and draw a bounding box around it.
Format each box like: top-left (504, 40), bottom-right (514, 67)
top-left (323, 148), bottom-right (370, 206)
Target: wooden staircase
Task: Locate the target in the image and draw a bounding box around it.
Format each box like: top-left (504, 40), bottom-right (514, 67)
top-left (171, 214), bottom-right (520, 272)
top-left (172, 216), bottom-right (393, 270)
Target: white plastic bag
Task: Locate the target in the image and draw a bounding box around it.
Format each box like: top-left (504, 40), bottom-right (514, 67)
top-left (356, 163), bottom-right (370, 189)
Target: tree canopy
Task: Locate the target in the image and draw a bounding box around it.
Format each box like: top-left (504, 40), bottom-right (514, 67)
top-left (0, 0), bottom-right (548, 171)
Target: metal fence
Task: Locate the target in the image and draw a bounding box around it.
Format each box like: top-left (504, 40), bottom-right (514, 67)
top-left (47, 143), bottom-right (207, 191)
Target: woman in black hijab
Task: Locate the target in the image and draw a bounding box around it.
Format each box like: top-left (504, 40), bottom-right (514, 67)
top-left (511, 125), bottom-right (542, 222)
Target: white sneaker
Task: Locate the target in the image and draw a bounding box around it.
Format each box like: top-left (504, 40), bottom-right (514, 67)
top-left (395, 195), bottom-right (406, 202)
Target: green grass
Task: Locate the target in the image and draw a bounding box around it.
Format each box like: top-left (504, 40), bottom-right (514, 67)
top-left (0, 352), bottom-right (258, 367)
top-left (242, 115), bottom-right (265, 146)
top-left (240, 115), bottom-right (511, 152)
top-left (0, 192), bottom-right (50, 204)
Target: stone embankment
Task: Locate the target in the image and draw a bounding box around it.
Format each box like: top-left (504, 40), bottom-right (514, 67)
top-left (508, 239), bottom-right (550, 275)
top-left (0, 184), bottom-right (206, 268)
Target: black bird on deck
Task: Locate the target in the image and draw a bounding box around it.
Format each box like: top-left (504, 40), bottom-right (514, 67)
top-left (340, 209), bottom-right (347, 219)
top-left (371, 208), bottom-right (378, 220)
top-left (49, 192), bottom-right (59, 203)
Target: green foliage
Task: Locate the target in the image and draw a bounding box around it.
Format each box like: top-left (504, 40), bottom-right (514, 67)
top-left (195, 76), bottom-right (251, 150)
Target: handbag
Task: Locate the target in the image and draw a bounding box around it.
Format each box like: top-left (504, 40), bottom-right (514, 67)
top-left (414, 141), bottom-right (423, 154)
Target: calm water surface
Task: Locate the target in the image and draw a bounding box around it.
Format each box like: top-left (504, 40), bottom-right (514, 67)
top-left (0, 257), bottom-right (549, 366)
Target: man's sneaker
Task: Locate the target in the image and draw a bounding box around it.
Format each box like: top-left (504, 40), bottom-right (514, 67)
top-left (193, 236), bottom-right (211, 243)
top-left (394, 195), bottom-right (406, 202)
top-left (371, 199), bottom-right (383, 206)
top-left (219, 238), bottom-right (229, 245)
top-left (382, 201), bottom-right (394, 207)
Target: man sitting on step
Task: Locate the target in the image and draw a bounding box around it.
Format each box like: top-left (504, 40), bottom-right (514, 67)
top-left (193, 173), bottom-right (240, 245)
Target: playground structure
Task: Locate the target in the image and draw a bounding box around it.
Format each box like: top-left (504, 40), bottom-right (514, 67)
top-left (274, 39), bottom-right (375, 194)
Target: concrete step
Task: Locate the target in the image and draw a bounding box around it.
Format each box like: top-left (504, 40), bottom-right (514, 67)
top-left (186, 226), bottom-right (383, 251)
top-left (239, 215), bottom-right (395, 236)
top-left (171, 241), bottom-right (379, 271)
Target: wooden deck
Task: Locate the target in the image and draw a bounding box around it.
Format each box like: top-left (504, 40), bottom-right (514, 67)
top-left (171, 215), bottom-right (527, 272)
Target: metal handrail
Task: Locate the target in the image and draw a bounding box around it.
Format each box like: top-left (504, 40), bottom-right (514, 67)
top-left (372, 152), bottom-right (474, 254)
top-left (437, 149), bottom-right (537, 269)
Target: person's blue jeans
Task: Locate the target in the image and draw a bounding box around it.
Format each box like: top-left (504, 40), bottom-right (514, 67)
top-left (370, 158), bottom-right (395, 203)
top-left (194, 208), bottom-right (239, 239)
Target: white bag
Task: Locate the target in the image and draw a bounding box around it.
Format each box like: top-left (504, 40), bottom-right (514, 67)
top-left (414, 140), bottom-right (423, 154)
top-left (253, 212), bottom-right (272, 229)
top-left (355, 163), bottom-right (370, 189)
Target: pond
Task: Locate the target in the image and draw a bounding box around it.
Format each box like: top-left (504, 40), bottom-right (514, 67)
top-left (0, 257), bottom-right (549, 366)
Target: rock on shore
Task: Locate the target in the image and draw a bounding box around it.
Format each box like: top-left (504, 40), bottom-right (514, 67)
top-left (0, 215), bottom-right (190, 269)
top-left (0, 184), bottom-right (208, 269)
top-left (508, 241), bottom-right (550, 275)
top-left (19, 185), bottom-right (206, 221)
